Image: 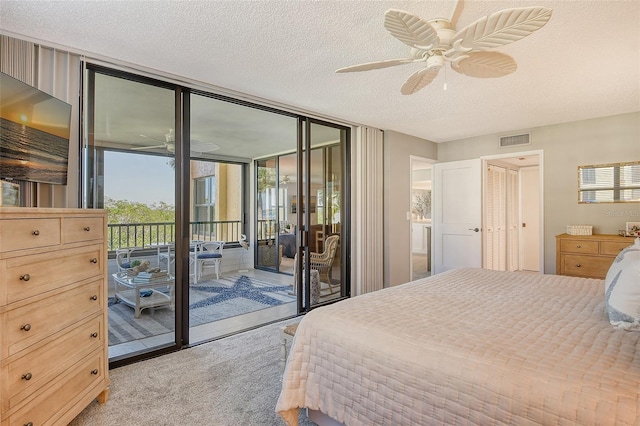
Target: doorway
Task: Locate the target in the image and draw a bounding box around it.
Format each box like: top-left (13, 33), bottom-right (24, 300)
top-left (483, 152), bottom-right (542, 272)
top-left (410, 157), bottom-right (433, 280)
top-left (432, 151), bottom-right (543, 275)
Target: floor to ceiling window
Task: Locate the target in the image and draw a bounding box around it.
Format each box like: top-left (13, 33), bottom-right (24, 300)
top-left (84, 65), bottom-right (351, 365)
top-left (84, 68), bottom-right (179, 363)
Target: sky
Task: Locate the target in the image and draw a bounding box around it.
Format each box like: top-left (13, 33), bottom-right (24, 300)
top-left (104, 151), bottom-right (175, 205)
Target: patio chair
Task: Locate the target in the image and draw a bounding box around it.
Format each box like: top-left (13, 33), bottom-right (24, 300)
top-left (115, 247), bottom-right (141, 275)
top-left (309, 234), bottom-right (340, 294)
top-left (192, 241), bottom-right (224, 283)
top-left (157, 243), bottom-right (175, 272)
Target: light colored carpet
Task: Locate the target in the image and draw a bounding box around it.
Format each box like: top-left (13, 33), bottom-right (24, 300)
top-left (70, 319), bottom-right (315, 425)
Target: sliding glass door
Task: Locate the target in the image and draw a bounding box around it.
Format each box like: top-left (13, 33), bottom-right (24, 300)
top-left (188, 92), bottom-right (299, 343)
top-left (296, 120), bottom-right (349, 310)
top-left (84, 67), bottom-right (180, 363)
top-left (84, 65), bottom-right (350, 365)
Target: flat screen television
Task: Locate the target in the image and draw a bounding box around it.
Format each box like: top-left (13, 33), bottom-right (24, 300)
top-left (0, 72), bottom-right (72, 185)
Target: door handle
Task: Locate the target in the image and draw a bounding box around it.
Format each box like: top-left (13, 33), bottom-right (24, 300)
top-left (468, 228), bottom-right (480, 232)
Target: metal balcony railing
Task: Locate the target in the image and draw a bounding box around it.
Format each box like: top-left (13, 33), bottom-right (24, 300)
top-left (107, 219), bottom-right (285, 253)
top-left (107, 220), bottom-right (242, 252)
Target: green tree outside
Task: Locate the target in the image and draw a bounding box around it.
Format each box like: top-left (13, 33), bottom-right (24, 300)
top-left (105, 197), bottom-right (175, 250)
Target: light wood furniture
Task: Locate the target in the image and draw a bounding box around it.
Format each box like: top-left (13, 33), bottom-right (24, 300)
top-left (281, 323), bottom-right (299, 372)
top-left (0, 207), bottom-right (110, 425)
top-left (556, 233), bottom-right (632, 279)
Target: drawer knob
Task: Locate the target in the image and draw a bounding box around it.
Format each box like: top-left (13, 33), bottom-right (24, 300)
top-left (90, 295), bottom-right (98, 301)
top-left (91, 332), bottom-right (98, 338)
top-left (21, 324), bottom-right (32, 332)
top-left (576, 245), bottom-right (581, 248)
top-left (22, 372), bottom-right (32, 381)
top-left (24, 423), bottom-right (33, 426)
top-left (91, 369), bottom-right (99, 375)
top-left (20, 274), bottom-right (31, 282)
top-left (32, 230), bottom-right (39, 236)
top-left (576, 264), bottom-right (582, 268)
top-left (84, 226), bottom-right (91, 231)
top-left (90, 257), bottom-right (98, 264)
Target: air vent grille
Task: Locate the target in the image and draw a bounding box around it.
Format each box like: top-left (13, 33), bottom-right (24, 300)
top-left (499, 133), bottom-right (530, 148)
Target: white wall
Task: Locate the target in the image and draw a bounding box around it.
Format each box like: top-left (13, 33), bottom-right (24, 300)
top-left (437, 112), bottom-right (640, 273)
top-left (383, 131), bottom-right (437, 287)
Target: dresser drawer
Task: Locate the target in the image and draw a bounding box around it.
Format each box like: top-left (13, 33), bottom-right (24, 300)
top-left (561, 255), bottom-right (614, 279)
top-left (6, 280), bottom-right (103, 357)
top-left (2, 244), bottom-right (103, 304)
top-left (7, 349), bottom-right (105, 426)
top-left (6, 316), bottom-right (103, 411)
top-left (559, 239), bottom-right (599, 255)
top-left (600, 241), bottom-right (633, 256)
top-left (0, 218), bottom-right (61, 253)
top-left (63, 216), bottom-right (105, 244)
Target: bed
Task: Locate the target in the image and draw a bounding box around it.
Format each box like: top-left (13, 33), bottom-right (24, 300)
top-left (276, 267), bottom-right (640, 425)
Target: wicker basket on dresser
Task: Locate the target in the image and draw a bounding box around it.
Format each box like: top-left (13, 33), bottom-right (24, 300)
top-left (0, 207), bottom-right (110, 425)
top-left (556, 233), bottom-right (633, 279)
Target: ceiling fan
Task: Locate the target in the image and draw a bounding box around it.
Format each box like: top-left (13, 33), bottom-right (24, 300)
top-left (336, 3), bottom-right (552, 94)
top-left (133, 128), bottom-right (220, 154)
top-left (135, 128), bottom-right (177, 153)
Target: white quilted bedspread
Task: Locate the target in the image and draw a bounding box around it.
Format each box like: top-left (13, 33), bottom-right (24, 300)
top-left (276, 268), bottom-right (640, 425)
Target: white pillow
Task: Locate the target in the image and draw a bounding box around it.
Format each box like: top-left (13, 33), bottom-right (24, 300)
top-left (604, 237), bottom-right (640, 330)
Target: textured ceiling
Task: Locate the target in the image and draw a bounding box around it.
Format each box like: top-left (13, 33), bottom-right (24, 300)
top-left (1, 0), bottom-right (638, 143)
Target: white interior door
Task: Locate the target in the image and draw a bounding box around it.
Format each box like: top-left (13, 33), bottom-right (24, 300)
top-left (520, 166), bottom-right (540, 271)
top-left (433, 159), bottom-right (482, 274)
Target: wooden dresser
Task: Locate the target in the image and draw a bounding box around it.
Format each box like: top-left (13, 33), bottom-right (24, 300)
top-left (556, 233), bottom-right (633, 279)
top-left (0, 208), bottom-right (109, 425)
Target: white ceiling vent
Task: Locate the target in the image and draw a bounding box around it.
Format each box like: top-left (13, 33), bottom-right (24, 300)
top-left (499, 133), bottom-right (531, 148)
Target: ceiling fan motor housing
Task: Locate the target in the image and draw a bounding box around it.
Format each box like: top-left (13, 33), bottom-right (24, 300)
top-left (428, 19), bottom-right (455, 50)
top-left (426, 54), bottom-right (445, 70)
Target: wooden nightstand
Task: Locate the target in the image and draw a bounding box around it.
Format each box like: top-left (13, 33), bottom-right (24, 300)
top-left (556, 233), bottom-right (632, 279)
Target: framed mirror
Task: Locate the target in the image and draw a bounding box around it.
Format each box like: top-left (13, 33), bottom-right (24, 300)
top-left (578, 161), bottom-right (640, 203)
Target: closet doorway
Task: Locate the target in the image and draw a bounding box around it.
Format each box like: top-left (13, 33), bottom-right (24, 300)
top-left (483, 152), bottom-right (542, 272)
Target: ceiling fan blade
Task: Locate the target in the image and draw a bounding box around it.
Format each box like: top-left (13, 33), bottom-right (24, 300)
top-left (384, 9), bottom-right (440, 50)
top-left (336, 58), bottom-right (416, 73)
top-left (452, 7), bottom-right (552, 52)
top-left (400, 68), bottom-right (440, 95)
top-left (451, 51), bottom-right (517, 78)
top-left (131, 144), bottom-right (166, 150)
top-left (449, 0), bottom-right (465, 28)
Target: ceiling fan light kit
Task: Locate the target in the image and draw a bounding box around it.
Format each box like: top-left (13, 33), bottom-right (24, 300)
top-left (336, 4), bottom-right (552, 94)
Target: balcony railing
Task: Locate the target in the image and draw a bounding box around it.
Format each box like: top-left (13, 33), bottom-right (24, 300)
top-left (108, 219), bottom-right (287, 252)
top-left (107, 220), bottom-right (242, 252)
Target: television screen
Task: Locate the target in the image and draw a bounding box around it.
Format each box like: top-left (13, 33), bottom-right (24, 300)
top-left (0, 72), bottom-right (72, 185)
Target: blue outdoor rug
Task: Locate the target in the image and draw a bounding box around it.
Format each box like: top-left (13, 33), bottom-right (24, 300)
top-left (108, 275), bottom-right (295, 346)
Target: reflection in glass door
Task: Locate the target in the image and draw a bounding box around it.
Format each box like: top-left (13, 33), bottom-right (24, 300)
top-left (297, 120), bottom-right (349, 310)
top-left (256, 157), bottom-right (279, 270)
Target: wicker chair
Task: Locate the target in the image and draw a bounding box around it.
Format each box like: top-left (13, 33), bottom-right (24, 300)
top-left (309, 234), bottom-right (340, 294)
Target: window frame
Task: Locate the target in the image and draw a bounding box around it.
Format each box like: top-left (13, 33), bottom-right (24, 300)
top-left (578, 161), bottom-right (640, 203)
